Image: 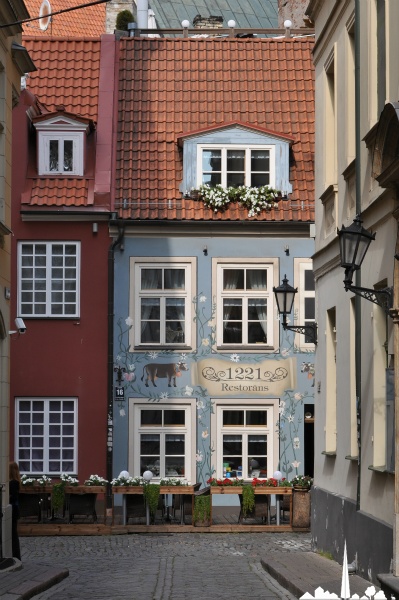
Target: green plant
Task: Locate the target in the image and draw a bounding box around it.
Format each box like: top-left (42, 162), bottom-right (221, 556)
top-left (317, 549), bottom-right (334, 560)
top-left (60, 473), bottom-right (79, 486)
top-left (192, 184), bottom-right (282, 217)
top-left (193, 495), bottom-right (211, 524)
top-left (115, 10), bottom-right (134, 31)
top-left (84, 474), bottom-right (108, 486)
top-left (143, 483), bottom-right (160, 520)
top-left (291, 475), bottom-right (313, 489)
top-left (111, 475), bottom-right (143, 486)
top-left (51, 482), bottom-right (66, 513)
top-left (241, 485), bottom-right (255, 517)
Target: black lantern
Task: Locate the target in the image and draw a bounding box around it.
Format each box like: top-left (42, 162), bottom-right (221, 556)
top-left (337, 215), bottom-right (375, 288)
top-left (273, 275), bottom-right (317, 344)
top-left (337, 215), bottom-right (393, 315)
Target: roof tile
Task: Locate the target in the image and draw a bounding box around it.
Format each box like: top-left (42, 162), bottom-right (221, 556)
top-left (22, 0), bottom-right (105, 37)
top-left (116, 36), bottom-right (314, 223)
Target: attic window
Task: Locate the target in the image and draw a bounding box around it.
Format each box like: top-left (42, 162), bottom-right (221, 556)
top-left (39, 133), bottom-right (83, 176)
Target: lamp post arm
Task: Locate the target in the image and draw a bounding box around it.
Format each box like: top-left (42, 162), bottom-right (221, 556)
top-left (282, 322), bottom-right (318, 345)
top-left (345, 284), bottom-right (393, 316)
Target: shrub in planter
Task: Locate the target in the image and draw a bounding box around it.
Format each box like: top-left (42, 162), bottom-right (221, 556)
top-left (193, 495), bottom-right (211, 526)
top-left (143, 484), bottom-right (160, 522)
top-left (241, 485), bottom-right (255, 517)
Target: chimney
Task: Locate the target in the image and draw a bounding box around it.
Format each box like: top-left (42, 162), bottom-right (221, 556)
top-left (193, 14), bottom-right (224, 29)
top-left (136, 0), bottom-right (148, 29)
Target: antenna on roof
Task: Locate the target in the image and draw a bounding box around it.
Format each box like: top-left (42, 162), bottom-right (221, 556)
top-left (39, 0), bottom-right (52, 31)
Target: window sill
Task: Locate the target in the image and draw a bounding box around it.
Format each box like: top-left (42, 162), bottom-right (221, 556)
top-left (368, 465), bottom-right (394, 475)
top-left (216, 345), bottom-right (274, 352)
top-left (345, 455), bottom-right (358, 462)
top-left (321, 451), bottom-right (336, 457)
top-left (134, 345), bottom-right (193, 352)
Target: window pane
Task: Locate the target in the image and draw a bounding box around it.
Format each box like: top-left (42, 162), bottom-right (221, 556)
top-left (223, 298), bottom-right (242, 320)
top-left (165, 456), bottom-right (185, 476)
top-left (227, 150), bottom-right (245, 171)
top-left (63, 140), bottom-right (73, 171)
top-left (140, 434), bottom-right (160, 454)
top-left (141, 410), bottom-right (162, 426)
top-left (203, 172), bottom-right (221, 186)
top-left (304, 270), bottom-right (315, 291)
top-left (164, 410), bottom-right (185, 426)
top-left (49, 140), bottom-right (59, 171)
top-left (251, 172), bottom-right (270, 187)
top-left (223, 269), bottom-right (244, 290)
top-left (246, 270), bottom-right (267, 290)
top-left (141, 269), bottom-right (162, 290)
top-left (246, 411), bottom-right (267, 426)
top-left (141, 298), bottom-right (160, 343)
top-left (247, 321), bottom-right (267, 343)
top-left (251, 150), bottom-right (269, 172)
top-left (227, 172), bottom-right (245, 187)
top-left (165, 434), bottom-right (185, 455)
top-left (141, 298), bottom-right (160, 319)
top-left (202, 150), bottom-right (221, 172)
top-left (304, 297), bottom-right (315, 320)
top-left (223, 434), bottom-right (242, 455)
top-left (164, 269), bottom-right (185, 290)
top-left (141, 322), bottom-right (160, 344)
top-left (223, 410), bottom-right (244, 426)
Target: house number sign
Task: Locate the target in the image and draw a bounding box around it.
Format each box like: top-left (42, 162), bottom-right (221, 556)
top-left (192, 357), bottom-right (297, 396)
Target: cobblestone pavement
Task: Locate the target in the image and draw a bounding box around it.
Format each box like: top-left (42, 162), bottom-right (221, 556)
top-left (21, 532), bottom-right (311, 600)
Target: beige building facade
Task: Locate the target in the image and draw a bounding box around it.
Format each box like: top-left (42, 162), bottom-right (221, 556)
top-left (0, 0), bottom-right (35, 558)
top-left (307, 0), bottom-right (399, 594)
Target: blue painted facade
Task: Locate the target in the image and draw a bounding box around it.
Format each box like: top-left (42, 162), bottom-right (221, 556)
top-left (111, 231), bottom-right (315, 499)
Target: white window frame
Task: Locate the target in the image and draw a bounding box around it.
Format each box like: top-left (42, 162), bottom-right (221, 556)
top-left (15, 397), bottom-right (78, 475)
top-left (131, 257), bottom-right (196, 349)
top-left (196, 144), bottom-right (276, 188)
top-left (294, 259), bottom-right (316, 348)
top-left (211, 398), bottom-right (279, 481)
top-left (214, 258), bottom-right (278, 350)
top-left (38, 132), bottom-right (84, 176)
top-left (129, 399), bottom-right (196, 483)
top-left (18, 241), bottom-right (81, 318)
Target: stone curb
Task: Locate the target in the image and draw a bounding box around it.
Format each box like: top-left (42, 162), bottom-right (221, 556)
top-left (0, 563), bottom-right (69, 600)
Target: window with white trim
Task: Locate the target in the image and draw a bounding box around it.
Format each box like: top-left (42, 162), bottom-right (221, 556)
top-left (39, 132), bottom-right (83, 176)
top-left (297, 261), bottom-right (316, 345)
top-left (133, 259), bottom-right (194, 347)
top-left (131, 403), bottom-right (194, 481)
top-left (216, 404), bottom-right (274, 479)
top-left (216, 262), bottom-right (274, 347)
top-left (18, 242), bottom-right (80, 317)
top-left (197, 145), bottom-right (275, 188)
top-left (16, 398), bottom-right (77, 475)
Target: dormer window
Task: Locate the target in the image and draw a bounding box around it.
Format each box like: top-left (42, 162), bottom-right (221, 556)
top-left (199, 145), bottom-right (274, 188)
top-left (33, 112), bottom-right (93, 177)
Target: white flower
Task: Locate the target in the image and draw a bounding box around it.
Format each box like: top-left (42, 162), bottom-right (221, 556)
top-left (230, 354), bottom-right (240, 362)
top-left (120, 408), bottom-right (126, 417)
top-left (184, 386), bottom-right (193, 396)
top-left (125, 316), bottom-right (134, 327)
top-left (287, 414), bottom-right (294, 423)
top-left (149, 352), bottom-right (159, 359)
top-left (202, 429), bottom-right (209, 439)
top-left (278, 400), bottom-right (286, 415)
top-left (116, 355), bottom-right (121, 361)
top-left (180, 353), bottom-right (187, 360)
top-left (292, 460), bottom-right (301, 469)
top-left (196, 453), bottom-right (203, 462)
top-left (293, 437), bottom-right (300, 449)
top-left (160, 392), bottom-right (169, 400)
top-left (202, 338), bottom-right (210, 346)
top-left (281, 348), bottom-right (289, 357)
top-left (294, 392), bottom-right (304, 401)
top-left (199, 295), bottom-right (207, 303)
top-left (128, 363), bottom-right (136, 371)
top-left (196, 400), bottom-right (204, 409)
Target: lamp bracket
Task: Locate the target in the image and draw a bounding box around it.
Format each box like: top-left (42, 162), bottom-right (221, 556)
top-left (282, 322), bottom-right (318, 344)
top-left (345, 284), bottom-right (393, 316)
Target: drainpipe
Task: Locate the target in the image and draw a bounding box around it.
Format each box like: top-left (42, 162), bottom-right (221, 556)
top-left (354, 0), bottom-right (361, 511)
top-left (107, 220), bottom-right (125, 508)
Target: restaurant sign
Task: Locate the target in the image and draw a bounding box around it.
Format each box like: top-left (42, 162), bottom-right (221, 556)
top-left (192, 357), bottom-right (296, 396)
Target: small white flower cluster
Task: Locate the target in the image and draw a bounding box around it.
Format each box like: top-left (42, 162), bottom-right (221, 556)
top-left (84, 474), bottom-right (108, 486)
top-left (193, 184), bottom-right (281, 217)
top-left (111, 475), bottom-right (143, 486)
top-left (21, 474), bottom-right (53, 486)
top-left (21, 475), bottom-right (36, 486)
top-left (60, 473), bottom-right (79, 486)
top-left (36, 475), bottom-right (52, 486)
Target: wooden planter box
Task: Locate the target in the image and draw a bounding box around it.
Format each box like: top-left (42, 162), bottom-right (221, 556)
top-left (20, 487), bottom-right (53, 521)
top-left (64, 486), bottom-right (106, 524)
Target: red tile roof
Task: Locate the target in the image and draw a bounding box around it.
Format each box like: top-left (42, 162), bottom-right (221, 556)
top-left (21, 38), bottom-right (101, 209)
top-left (24, 37), bottom-right (101, 121)
top-left (22, 0), bottom-right (105, 38)
top-left (116, 36), bottom-right (315, 222)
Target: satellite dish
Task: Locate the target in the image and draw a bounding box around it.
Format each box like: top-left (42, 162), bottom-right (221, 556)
top-left (39, 0), bottom-right (51, 31)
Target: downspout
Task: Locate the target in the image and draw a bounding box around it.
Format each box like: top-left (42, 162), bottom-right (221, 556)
top-left (354, 0), bottom-right (361, 511)
top-left (107, 220), bottom-right (125, 508)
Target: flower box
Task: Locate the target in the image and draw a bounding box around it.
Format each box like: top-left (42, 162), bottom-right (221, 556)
top-left (112, 486), bottom-right (144, 494)
top-left (65, 486), bottom-right (106, 494)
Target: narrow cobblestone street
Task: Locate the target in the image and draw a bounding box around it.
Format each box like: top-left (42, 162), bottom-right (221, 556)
top-left (20, 532), bottom-right (311, 599)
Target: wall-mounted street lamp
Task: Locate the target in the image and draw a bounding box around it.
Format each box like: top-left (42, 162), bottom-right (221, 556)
top-left (273, 275), bottom-right (318, 344)
top-left (337, 215), bottom-right (393, 316)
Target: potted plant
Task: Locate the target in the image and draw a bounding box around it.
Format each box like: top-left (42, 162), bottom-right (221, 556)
top-left (143, 483), bottom-right (161, 523)
top-left (51, 473), bottom-right (79, 518)
top-left (193, 494), bottom-right (211, 527)
top-left (241, 485), bottom-right (255, 518)
top-left (291, 475), bottom-right (313, 529)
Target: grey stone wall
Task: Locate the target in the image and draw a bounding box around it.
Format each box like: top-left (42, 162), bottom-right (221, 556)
top-left (278, 0), bottom-right (310, 29)
top-left (106, 1), bottom-right (134, 33)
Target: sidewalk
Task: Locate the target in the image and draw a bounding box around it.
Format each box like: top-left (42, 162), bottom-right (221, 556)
top-left (0, 559), bottom-right (68, 600)
top-left (261, 551), bottom-right (382, 598)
